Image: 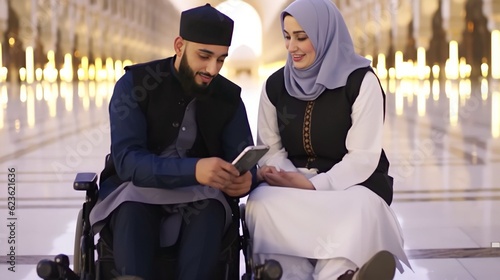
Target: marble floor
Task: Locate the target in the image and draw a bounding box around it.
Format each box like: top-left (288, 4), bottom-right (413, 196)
top-left (0, 73), bottom-right (499, 280)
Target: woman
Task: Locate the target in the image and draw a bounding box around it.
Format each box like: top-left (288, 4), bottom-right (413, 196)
top-left (245, 0), bottom-right (411, 279)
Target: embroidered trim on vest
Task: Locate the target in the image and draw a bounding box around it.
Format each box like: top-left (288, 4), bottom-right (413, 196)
top-left (303, 101), bottom-right (317, 168)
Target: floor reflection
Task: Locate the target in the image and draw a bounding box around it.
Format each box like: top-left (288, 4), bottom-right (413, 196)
top-left (0, 75), bottom-right (499, 279)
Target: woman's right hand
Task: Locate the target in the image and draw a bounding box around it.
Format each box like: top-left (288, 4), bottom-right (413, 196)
top-left (257, 165), bottom-right (281, 181)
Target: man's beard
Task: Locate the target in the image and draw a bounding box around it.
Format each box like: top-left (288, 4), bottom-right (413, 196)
top-left (177, 54), bottom-right (213, 98)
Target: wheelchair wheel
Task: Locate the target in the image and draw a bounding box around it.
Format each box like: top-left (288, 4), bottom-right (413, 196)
top-left (73, 208), bottom-right (83, 275)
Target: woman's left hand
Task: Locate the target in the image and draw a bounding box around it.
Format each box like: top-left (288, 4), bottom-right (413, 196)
top-left (262, 171), bottom-right (315, 190)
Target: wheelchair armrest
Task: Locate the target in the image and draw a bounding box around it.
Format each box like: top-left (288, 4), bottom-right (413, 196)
top-left (73, 172), bottom-right (98, 191)
top-left (239, 203), bottom-right (250, 238)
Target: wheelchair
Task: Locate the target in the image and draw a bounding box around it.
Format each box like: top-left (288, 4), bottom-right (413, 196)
top-left (36, 172), bottom-right (282, 280)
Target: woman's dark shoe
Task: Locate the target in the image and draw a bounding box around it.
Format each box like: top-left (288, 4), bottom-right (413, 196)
top-left (337, 250), bottom-right (396, 280)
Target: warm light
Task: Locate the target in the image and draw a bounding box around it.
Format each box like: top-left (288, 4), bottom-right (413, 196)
top-left (61, 82), bottom-right (73, 112)
top-left (481, 62), bottom-right (489, 78)
top-left (19, 67), bottom-right (26, 82)
top-left (417, 81), bottom-right (428, 116)
top-left (123, 60), bottom-right (133, 68)
top-left (79, 81), bottom-right (90, 111)
top-left (88, 64), bottom-right (96, 81)
top-left (1, 84), bottom-right (7, 104)
top-left (481, 78), bottom-right (488, 101)
top-left (81, 56), bottom-right (89, 81)
top-left (47, 50), bottom-right (55, 63)
top-left (26, 46), bottom-right (35, 83)
top-left (389, 68), bottom-right (396, 80)
top-left (51, 83), bottom-right (59, 98)
top-left (35, 68), bottom-right (43, 81)
top-left (20, 84), bottom-right (27, 102)
top-left (365, 55), bottom-right (373, 67)
top-left (106, 57), bottom-right (114, 82)
top-left (395, 85), bottom-right (404, 116)
top-left (96, 83), bottom-right (106, 108)
top-left (114, 60), bottom-right (123, 81)
top-left (89, 81), bottom-right (96, 98)
top-left (432, 65), bottom-right (440, 79)
top-left (46, 83), bottom-right (57, 117)
top-left (459, 57), bottom-right (471, 79)
top-left (445, 80), bottom-right (452, 98)
top-left (446, 41), bottom-right (460, 79)
top-left (0, 67), bottom-right (7, 82)
top-left (77, 68), bottom-right (85, 81)
top-left (95, 58), bottom-right (105, 81)
top-left (389, 78), bottom-right (396, 94)
top-left (43, 82), bottom-right (51, 101)
top-left (61, 53), bottom-right (73, 82)
top-left (44, 50), bottom-right (58, 82)
top-left (432, 80), bottom-right (440, 101)
top-left (424, 66), bottom-right (431, 80)
top-left (492, 30), bottom-right (500, 79)
top-left (36, 83), bottom-right (43, 100)
top-left (417, 47), bottom-right (426, 80)
top-left (0, 42), bottom-right (3, 69)
top-left (27, 85), bottom-right (35, 127)
top-left (449, 81), bottom-right (459, 126)
top-left (8, 37), bottom-right (15, 46)
top-left (395, 51), bottom-right (404, 79)
top-left (459, 79), bottom-right (472, 100)
top-left (0, 86), bottom-right (5, 129)
top-left (492, 90), bottom-right (500, 138)
top-left (377, 54), bottom-right (387, 79)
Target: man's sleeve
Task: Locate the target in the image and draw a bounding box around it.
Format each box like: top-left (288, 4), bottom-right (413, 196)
top-left (108, 72), bottom-right (199, 189)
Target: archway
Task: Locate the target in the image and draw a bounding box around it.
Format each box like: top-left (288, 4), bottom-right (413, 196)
top-left (216, 0), bottom-right (262, 77)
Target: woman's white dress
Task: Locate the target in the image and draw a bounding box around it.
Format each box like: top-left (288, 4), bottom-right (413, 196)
top-left (246, 72), bottom-right (411, 272)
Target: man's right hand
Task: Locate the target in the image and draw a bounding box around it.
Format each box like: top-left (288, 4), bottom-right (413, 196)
top-left (195, 157), bottom-right (243, 194)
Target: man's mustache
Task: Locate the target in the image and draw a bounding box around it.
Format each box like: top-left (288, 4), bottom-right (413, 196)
top-left (197, 72), bottom-right (215, 78)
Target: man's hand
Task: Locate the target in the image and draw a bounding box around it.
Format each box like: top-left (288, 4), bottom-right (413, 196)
top-left (224, 171), bottom-right (252, 197)
top-left (195, 157), bottom-right (252, 197)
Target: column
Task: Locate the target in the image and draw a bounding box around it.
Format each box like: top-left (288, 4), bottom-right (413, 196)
top-left (59, 0), bottom-right (76, 58)
top-left (394, 0), bottom-right (412, 58)
top-left (483, 0), bottom-right (500, 31)
top-left (11, 0), bottom-right (37, 82)
top-left (0, 0), bottom-right (7, 81)
top-left (417, 0), bottom-right (438, 50)
top-left (484, 0), bottom-right (500, 78)
top-left (443, 0), bottom-right (466, 42)
top-left (364, 0), bottom-right (377, 57)
top-left (346, 1), bottom-right (365, 56)
top-left (427, 0), bottom-right (448, 71)
top-left (0, 0), bottom-right (7, 42)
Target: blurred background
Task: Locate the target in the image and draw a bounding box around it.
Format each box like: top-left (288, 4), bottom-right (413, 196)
top-left (0, 0), bottom-right (499, 279)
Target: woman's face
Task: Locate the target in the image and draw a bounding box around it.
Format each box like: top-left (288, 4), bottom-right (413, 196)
top-left (283, 15), bottom-right (316, 69)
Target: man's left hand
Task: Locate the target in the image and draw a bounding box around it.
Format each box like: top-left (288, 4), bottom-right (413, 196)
top-left (223, 171), bottom-right (252, 197)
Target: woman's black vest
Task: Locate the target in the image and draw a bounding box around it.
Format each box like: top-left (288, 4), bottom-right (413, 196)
top-left (266, 67), bottom-right (394, 205)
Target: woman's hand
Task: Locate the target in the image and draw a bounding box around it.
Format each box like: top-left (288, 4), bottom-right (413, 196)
top-left (257, 165), bottom-right (281, 181)
top-left (259, 165), bottom-right (315, 190)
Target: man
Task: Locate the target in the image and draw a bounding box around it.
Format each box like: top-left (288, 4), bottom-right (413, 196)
top-left (89, 4), bottom-right (257, 280)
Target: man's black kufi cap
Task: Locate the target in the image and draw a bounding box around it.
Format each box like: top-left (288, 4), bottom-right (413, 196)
top-left (180, 3), bottom-right (234, 46)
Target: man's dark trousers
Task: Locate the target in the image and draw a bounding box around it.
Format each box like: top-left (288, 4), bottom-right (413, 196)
top-left (109, 199), bottom-right (225, 280)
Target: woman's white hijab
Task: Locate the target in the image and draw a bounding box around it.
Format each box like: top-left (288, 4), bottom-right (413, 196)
top-left (281, 0), bottom-right (371, 101)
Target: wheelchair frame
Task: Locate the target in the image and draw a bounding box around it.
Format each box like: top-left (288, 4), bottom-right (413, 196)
top-left (37, 172), bottom-right (282, 280)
